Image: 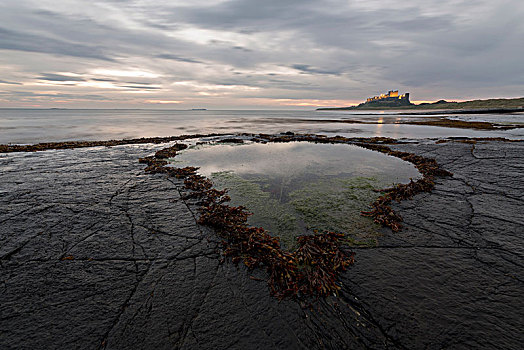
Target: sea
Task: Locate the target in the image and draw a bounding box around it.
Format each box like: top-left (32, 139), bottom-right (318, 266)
top-left (0, 109), bottom-right (523, 144)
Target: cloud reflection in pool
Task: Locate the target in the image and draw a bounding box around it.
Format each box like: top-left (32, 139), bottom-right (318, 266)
top-left (173, 141), bottom-right (421, 248)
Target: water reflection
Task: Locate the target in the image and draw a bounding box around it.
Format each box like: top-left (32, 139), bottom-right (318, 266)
top-left (175, 142), bottom-right (420, 184)
top-left (1, 109), bottom-right (522, 144)
top-left (174, 141), bottom-right (421, 247)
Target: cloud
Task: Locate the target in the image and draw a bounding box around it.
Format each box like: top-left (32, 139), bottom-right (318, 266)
top-left (291, 64), bottom-right (343, 76)
top-left (0, 90), bottom-right (115, 101)
top-left (37, 73), bottom-right (85, 82)
top-left (0, 27), bottom-right (114, 61)
top-left (91, 78), bottom-right (118, 82)
top-left (155, 54), bottom-right (204, 64)
top-left (232, 46), bottom-right (252, 52)
top-left (121, 85), bottom-right (161, 90)
top-left (0, 0), bottom-right (522, 107)
top-left (0, 79), bottom-right (22, 85)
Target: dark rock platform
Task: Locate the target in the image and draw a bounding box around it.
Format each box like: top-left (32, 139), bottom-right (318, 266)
top-left (1, 140), bottom-right (522, 349)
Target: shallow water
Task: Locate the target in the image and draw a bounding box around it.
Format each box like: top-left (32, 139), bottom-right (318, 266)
top-left (173, 141), bottom-right (421, 247)
top-left (1, 109), bottom-right (523, 144)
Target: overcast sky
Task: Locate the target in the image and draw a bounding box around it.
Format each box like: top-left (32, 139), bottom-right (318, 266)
top-left (0, 0), bottom-right (523, 109)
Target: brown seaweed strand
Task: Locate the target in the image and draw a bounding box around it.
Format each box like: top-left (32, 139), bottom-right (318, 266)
top-left (356, 143), bottom-right (453, 231)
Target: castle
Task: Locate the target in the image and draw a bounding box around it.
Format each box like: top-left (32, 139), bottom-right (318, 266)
top-left (361, 90), bottom-right (412, 107)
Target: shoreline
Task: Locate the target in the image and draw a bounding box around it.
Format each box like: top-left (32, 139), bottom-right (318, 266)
top-left (318, 106), bottom-right (524, 113)
top-left (394, 107), bottom-right (524, 115)
top-left (317, 96), bottom-right (524, 112)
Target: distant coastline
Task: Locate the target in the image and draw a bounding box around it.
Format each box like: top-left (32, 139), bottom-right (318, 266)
top-left (317, 97), bottom-right (524, 111)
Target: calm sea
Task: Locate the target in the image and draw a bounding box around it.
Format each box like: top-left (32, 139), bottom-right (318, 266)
top-left (0, 109), bottom-right (522, 144)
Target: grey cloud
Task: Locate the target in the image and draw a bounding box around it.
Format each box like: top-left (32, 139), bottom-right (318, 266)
top-left (0, 91), bottom-right (114, 101)
top-left (121, 85), bottom-right (161, 90)
top-left (125, 81), bottom-right (155, 85)
top-left (0, 0), bottom-right (522, 107)
top-left (171, 0), bottom-right (321, 31)
top-left (0, 80), bottom-right (22, 85)
top-left (291, 64), bottom-right (343, 76)
top-left (156, 54), bottom-right (204, 64)
top-left (37, 73), bottom-right (85, 82)
top-left (0, 7), bottom-right (196, 64)
top-left (91, 78), bottom-right (118, 82)
top-left (268, 79), bottom-right (317, 88)
top-left (232, 46), bottom-right (252, 52)
top-left (0, 27), bottom-right (114, 61)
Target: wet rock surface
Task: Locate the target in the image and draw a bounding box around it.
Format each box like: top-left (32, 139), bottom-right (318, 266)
top-left (0, 140), bottom-right (522, 349)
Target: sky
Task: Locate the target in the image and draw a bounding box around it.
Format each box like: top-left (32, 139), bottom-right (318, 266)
top-left (0, 0), bottom-right (523, 109)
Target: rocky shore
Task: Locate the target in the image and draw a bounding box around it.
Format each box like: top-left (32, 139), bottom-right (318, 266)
top-left (1, 137), bottom-right (522, 349)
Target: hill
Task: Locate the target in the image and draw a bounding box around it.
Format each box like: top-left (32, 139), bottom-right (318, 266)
top-left (317, 97), bottom-right (524, 111)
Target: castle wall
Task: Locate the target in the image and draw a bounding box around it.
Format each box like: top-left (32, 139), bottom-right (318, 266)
top-left (389, 91), bottom-right (399, 97)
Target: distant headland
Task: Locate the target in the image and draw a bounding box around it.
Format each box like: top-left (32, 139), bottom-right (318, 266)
top-left (317, 91), bottom-right (524, 112)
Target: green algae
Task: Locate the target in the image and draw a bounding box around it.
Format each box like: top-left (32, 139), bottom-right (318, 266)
top-left (289, 177), bottom-right (384, 246)
top-left (210, 171), bottom-right (384, 248)
top-left (173, 141), bottom-right (422, 248)
top-left (211, 171), bottom-right (299, 248)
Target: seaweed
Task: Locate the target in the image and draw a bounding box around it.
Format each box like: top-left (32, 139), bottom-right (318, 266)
top-left (154, 143), bottom-right (188, 159)
top-left (435, 137), bottom-right (522, 144)
top-left (216, 138), bottom-right (245, 144)
top-left (237, 133), bottom-right (453, 232)
top-left (356, 143), bottom-right (453, 231)
top-left (211, 171), bottom-right (299, 249)
top-left (136, 133), bottom-right (453, 298)
top-left (0, 133), bottom-right (226, 153)
top-left (140, 142), bottom-right (354, 300)
top-left (404, 118), bottom-right (523, 130)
